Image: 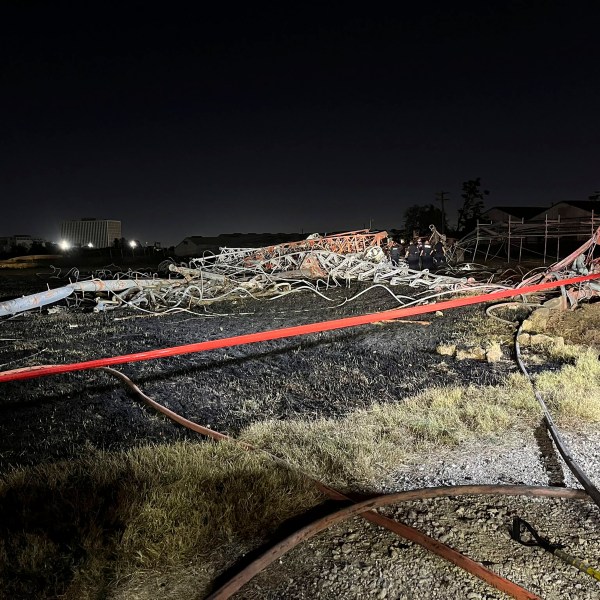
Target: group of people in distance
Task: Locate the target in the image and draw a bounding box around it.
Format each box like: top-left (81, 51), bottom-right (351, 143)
top-left (387, 237), bottom-right (446, 271)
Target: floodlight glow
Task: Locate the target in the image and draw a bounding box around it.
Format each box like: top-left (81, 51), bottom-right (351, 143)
top-left (87, 242), bottom-right (93, 248)
top-left (129, 240), bottom-right (137, 248)
top-left (59, 241), bottom-right (70, 251)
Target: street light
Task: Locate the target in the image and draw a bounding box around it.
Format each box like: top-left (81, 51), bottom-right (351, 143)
top-left (59, 240), bottom-right (70, 251)
top-left (87, 242), bottom-right (94, 248)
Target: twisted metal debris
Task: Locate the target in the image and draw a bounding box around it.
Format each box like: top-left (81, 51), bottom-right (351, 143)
top-left (2, 227), bottom-right (599, 318)
top-left (517, 225), bottom-right (600, 307)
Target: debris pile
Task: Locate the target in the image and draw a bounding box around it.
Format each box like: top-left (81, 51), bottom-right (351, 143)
top-left (518, 226), bottom-right (600, 307)
top-left (2, 227), bottom-right (599, 318)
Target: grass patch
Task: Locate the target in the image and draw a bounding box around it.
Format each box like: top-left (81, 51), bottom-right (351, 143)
top-left (535, 347), bottom-right (600, 424)
top-left (241, 373), bottom-right (538, 489)
top-left (545, 302), bottom-right (600, 348)
top-left (0, 441), bottom-right (320, 600)
top-left (450, 305), bottom-right (517, 346)
top-left (242, 345), bottom-right (600, 489)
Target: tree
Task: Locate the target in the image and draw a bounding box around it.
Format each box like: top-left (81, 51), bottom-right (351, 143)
top-left (403, 204), bottom-right (447, 238)
top-left (29, 242), bottom-right (46, 255)
top-left (457, 178), bottom-right (489, 234)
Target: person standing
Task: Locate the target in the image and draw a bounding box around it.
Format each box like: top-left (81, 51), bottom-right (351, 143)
top-left (406, 239), bottom-right (420, 270)
top-left (421, 240), bottom-right (434, 270)
top-left (433, 240), bottom-right (446, 269)
top-left (390, 242), bottom-right (400, 266)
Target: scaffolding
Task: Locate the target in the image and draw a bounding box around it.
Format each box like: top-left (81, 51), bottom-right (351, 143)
top-left (466, 212), bottom-right (600, 264)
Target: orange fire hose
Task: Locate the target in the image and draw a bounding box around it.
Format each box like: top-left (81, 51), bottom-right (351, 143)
top-left (206, 484), bottom-right (585, 600)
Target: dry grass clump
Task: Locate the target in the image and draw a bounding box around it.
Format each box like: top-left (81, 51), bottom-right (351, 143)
top-left (0, 441), bottom-right (320, 600)
top-left (243, 344), bottom-right (600, 489)
top-left (242, 373), bottom-right (538, 489)
top-left (452, 307), bottom-right (516, 346)
top-left (534, 347), bottom-right (600, 424)
top-left (118, 442), bottom-right (320, 568)
top-left (545, 339), bottom-right (586, 361)
top-left (545, 302), bottom-right (600, 347)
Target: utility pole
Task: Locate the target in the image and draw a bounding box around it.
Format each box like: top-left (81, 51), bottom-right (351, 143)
top-left (435, 191), bottom-right (449, 234)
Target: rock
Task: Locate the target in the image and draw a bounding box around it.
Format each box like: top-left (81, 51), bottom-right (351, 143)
top-left (436, 343), bottom-right (456, 356)
top-left (435, 311), bottom-right (443, 317)
top-left (543, 296), bottom-right (566, 310)
top-left (530, 334), bottom-right (554, 346)
top-left (521, 318), bottom-right (535, 333)
top-left (485, 342), bottom-right (503, 362)
top-left (517, 333), bottom-right (530, 346)
top-left (455, 347), bottom-right (486, 361)
top-left (523, 307), bottom-right (551, 333)
top-left (529, 307), bottom-right (551, 330)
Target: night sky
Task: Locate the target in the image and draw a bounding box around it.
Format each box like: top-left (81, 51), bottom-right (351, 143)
top-left (2, 2), bottom-right (599, 246)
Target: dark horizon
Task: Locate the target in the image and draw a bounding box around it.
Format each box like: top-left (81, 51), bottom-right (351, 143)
top-left (2, 2), bottom-right (599, 246)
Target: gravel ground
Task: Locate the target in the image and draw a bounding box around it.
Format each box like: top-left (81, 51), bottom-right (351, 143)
top-left (238, 429), bottom-right (600, 600)
top-left (1, 270), bottom-right (599, 599)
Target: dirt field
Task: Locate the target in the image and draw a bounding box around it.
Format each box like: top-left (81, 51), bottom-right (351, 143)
top-left (1, 266), bottom-right (600, 599)
top-left (0, 269), bottom-right (514, 470)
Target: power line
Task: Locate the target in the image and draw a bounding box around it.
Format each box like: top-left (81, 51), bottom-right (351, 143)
top-left (435, 191), bottom-right (449, 234)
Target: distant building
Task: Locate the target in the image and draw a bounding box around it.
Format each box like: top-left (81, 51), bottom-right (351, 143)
top-left (531, 200), bottom-right (600, 221)
top-left (174, 232), bottom-right (304, 256)
top-left (60, 218), bottom-right (121, 248)
top-left (475, 201), bottom-right (600, 252)
top-left (482, 206), bottom-right (546, 223)
top-left (175, 236), bottom-right (205, 256)
top-left (0, 234), bottom-right (45, 252)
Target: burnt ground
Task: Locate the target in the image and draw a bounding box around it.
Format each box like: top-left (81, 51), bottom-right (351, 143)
top-left (4, 269), bottom-right (600, 600)
top-left (0, 269), bottom-right (517, 472)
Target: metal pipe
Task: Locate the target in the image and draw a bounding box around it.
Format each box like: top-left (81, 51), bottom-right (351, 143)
top-left (0, 279), bottom-right (176, 317)
top-left (0, 286), bottom-right (74, 316)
